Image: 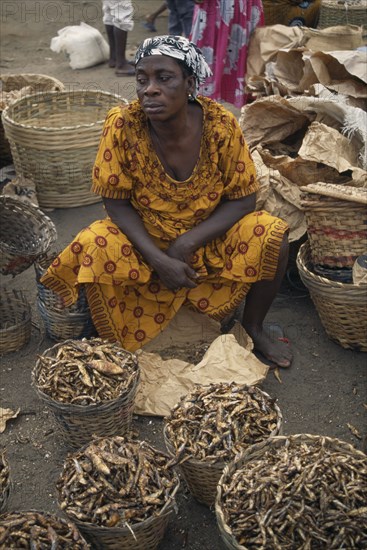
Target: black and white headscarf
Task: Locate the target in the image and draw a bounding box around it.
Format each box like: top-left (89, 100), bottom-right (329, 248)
top-left (135, 35), bottom-right (212, 97)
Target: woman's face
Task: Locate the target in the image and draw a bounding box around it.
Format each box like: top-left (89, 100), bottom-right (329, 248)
top-left (135, 55), bottom-right (195, 121)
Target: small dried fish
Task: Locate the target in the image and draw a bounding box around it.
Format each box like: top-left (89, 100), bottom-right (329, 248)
top-left (164, 383), bottom-right (281, 464)
top-left (34, 338), bottom-right (139, 405)
top-left (219, 437), bottom-right (367, 549)
top-left (347, 423), bottom-right (362, 440)
top-left (58, 436), bottom-right (179, 528)
top-left (0, 511), bottom-right (89, 548)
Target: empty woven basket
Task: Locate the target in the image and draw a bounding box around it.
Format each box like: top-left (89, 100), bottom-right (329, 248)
top-left (0, 289), bottom-right (31, 354)
top-left (2, 90), bottom-right (126, 208)
top-left (0, 196), bottom-right (57, 276)
top-left (297, 241), bottom-right (367, 351)
top-left (0, 73), bottom-right (65, 165)
top-left (318, 0), bottom-right (367, 30)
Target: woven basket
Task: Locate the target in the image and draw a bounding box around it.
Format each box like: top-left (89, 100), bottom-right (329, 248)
top-left (297, 241), bottom-right (367, 351)
top-left (1, 90), bottom-right (126, 209)
top-left (216, 433), bottom-right (367, 550)
top-left (0, 510), bottom-right (89, 548)
top-left (0, 289), bottom-right (31, 354)
top-left (300, 183), bottom-right (367, 268)
top-left (32, 340), bottom-right (140, 449)
top-left (318, 0), bottom-right (367, 29)
top-left (164, 386), bottom-right (283, 507)
top-left (0, 73), bottom-right (65, 165)
top-left (59, 438), bottom-right (180, 550)
top-left (0, 196), bottom-right (57, 276)
top-left (0, 450), bottom-right (11, 513)
top-left (35, 252), bottom-right (89, 312)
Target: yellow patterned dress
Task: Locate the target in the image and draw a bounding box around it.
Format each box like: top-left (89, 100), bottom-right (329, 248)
top-left (41, 96), bottom-right (288, 351)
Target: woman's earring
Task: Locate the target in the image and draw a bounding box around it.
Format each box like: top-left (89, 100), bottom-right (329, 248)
top-left (188, 92), bottom-right (194, 101)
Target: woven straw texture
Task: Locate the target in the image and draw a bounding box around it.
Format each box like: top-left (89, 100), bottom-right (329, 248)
top-left (297, 241), bottom-right (367, 351)
top-left (318, 0), bottom-right (367, 29)
top-left (32, 340), bottom-right (140, 449)
top-left (300, 184), bottom-right (367, 268)
top-left (215, 433), bottom-right (367, 550)
top-left (164, 388), bottom-right (283, 507)
top-left (0, 196), bottom-right (57, 276)
top-left (72, 498), bottom-right (178, 550)
top-left (2, 90), bottom-right (126, 208)
top-left (0, 451), bottom-right (11, 513)
top-left (0, 73), bottom-right (65, 165)
top-left (0, 289), bottom-right (31, 354)
top-left (35, 252), bottom-right (89, 312)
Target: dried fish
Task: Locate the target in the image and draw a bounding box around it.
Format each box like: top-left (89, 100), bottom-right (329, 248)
top-left (164, 383), bottom-right (281, 464)
top-left (34, 338), bottom-right (139, 405)
top-left (219, 436), bottom-right (367, 549)
top-left (347, 423), bottom-right (362, 440)
top-left (58, 436), bottom-right (179, 529)
top-left (0, 511), bottom-right (89, 548)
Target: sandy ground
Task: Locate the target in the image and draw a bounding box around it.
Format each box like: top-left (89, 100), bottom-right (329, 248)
top-left (1, 2), bottom-right (366, 548)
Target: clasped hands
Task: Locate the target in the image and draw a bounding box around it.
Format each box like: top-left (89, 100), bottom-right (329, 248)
top-left (152, 236), bottom-right (199, 292)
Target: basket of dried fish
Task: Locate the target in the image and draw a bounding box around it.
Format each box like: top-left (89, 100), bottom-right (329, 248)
top-left (0, 195), bottom-right (57, 276)
top-left (32, 338), bottom-right (140, 449)
top-left (57, 436), bottom-right (180, 550)
top-left (0, 449), bottom-right (11, 513)
top-left (163, 383), bottom-right (282, 507)
top-left (216, 433), bottom-right (367, 549)
top-left (0, 288), bottom-right (31, 354)
top-left (0, 510), bottom-right (89, 548)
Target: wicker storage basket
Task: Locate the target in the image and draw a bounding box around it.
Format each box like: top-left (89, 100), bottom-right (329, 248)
top-left (0, 73), bottom-right (65, 165)
top-left (0, 196), bottom-right (57, 276)
top-left (0, 510), bottom-right (89, 548)
top-left (216, 433), bottom-right (367, 550)
top-left (300, 183), bottom-right (367, 268)
top-left (164, 385), bottom-right (283, 507)
top-left (32, 340), bottom-right (140, 449)
top-left (0, 289), bottom-right (31, 354)
top-left (318, 0), bottom-right (367, 30)
top-left (0, 450), bottom-right (11, 513)
top-left (58, 437), bottom-right (180, 550)
top-left (297, 241), bottom-right (367, 351)
top-left (35, 252), bottom-right (89, 311)
top-left (1, 90), bottom-right (126, 208)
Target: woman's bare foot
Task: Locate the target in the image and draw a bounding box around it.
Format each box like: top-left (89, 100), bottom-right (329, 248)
top-left (245, 325), bottom-right (293, 368)
top-left (108, 59), bottom-right (116, 68)
top-left (115, 63), bottom-right (135, 76)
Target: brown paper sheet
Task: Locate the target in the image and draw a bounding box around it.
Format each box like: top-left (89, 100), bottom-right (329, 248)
top-left (134, 308), bottom-right (268, 416)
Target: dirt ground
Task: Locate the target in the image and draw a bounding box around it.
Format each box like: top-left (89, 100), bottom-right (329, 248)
top-left (0, 2), bottom-right (366, 548)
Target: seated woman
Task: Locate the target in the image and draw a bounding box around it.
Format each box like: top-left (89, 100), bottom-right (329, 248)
top-left (41, 35), bottom-right (292, 368)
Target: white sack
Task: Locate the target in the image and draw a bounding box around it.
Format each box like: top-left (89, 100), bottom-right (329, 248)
top-left (50, 22), bottom-right (109, 69)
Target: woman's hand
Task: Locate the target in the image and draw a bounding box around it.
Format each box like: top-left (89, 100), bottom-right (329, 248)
top-left (154, 255), bottom-right (198, 291)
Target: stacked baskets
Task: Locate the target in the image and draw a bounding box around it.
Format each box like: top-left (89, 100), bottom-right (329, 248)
top-left (298, 183), bottom-right (367, 351)
top-left (0, 73), bottom-right (65, 165)
top-left (2, 90), bottom-right (126, 208)
top-left (35, 251), bottom-right (95, 341)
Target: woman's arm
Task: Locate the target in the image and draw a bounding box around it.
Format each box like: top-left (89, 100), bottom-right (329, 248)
top-left (167, 193), bottom-right (256, 262)
top-left (103, 197), bottom-right (198, 289)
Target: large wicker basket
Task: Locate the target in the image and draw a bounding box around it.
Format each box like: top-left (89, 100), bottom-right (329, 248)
top-left (0, 511), bottom-right (89, 548)
top-left (1, 90), bottom-right (126, 208)
top-left (216, 434), bottom-right (367, 550)
top-left (0, 196), bottom-right (57, 276)
top-left (318, 0), bottom-right (367, 30)
top-left (0, 450), bottom-right (11, 513)
top-left (297, 241), bottom-right (367, 351)
top-left (32, 340), bottom-right (140, 449)
top-left (164, 385), bottom-right (283, 507)
top-left (300, 183), bottom-right (367, 268)
top-left (0, 289), bottom-right (31, 354)
top-left (0, 73), bottom-right (65, 165)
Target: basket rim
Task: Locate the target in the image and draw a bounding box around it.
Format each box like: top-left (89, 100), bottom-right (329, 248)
top-left (1, 90), bottom-right (127, 132)
top-left (163, 384), bottom-right (283, 466)
top-left (31, 339), bottom-right (140, 412)
top-left (297, 241), bottom-right (367, 290)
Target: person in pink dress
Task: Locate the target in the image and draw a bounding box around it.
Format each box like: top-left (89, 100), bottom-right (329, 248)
top-left (190, 0), bottom-right (264, 108)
